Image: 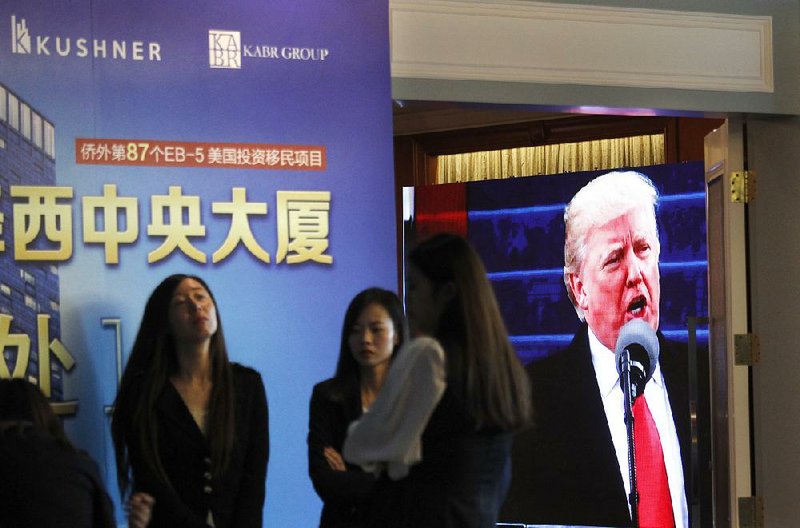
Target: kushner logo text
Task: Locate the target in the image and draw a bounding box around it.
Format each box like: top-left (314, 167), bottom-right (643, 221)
top-left (10, 15), bottom-right (162, 61)
top-left (11, 15), bottom-right (30, 54)
top-left (209, 29), bottom-right (241, 69)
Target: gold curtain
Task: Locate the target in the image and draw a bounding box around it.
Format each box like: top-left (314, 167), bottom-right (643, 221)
top-left (436, 134), bottom-right (665, 184)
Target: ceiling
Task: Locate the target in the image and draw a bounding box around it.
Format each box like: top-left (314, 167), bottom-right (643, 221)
top-left (392, 100), bottom-right (574, 137)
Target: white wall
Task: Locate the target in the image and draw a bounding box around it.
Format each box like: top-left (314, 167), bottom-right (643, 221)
top-left (391, 0), bottom-right (800, 115)
top-left (747, 115), bottom-right (800, 526)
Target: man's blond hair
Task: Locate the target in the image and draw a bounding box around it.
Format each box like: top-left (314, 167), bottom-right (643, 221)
top-left (563, 171), bottom-right (660, 320)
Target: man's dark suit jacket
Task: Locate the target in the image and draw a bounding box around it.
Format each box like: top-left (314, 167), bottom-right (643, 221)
top-left (127, 363), bottom-right (269, 528)
top-left (500, 323), bottom-right (691, 528)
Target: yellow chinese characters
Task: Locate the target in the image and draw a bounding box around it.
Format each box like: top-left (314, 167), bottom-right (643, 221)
top-left (212, 187), bottom-right (270, 263)
top-left (276, 191), bottom-right (333, 264)
top-left (2, 184), bottom-right (333, 266)
top-left (0, 313), bottom-right (75, 398)
top-left (83, 184), bottom-right (139, 264)
top-left (147, 186), bottom-right (207, 263)
top-left (11, 186), bottom-right (73, 261)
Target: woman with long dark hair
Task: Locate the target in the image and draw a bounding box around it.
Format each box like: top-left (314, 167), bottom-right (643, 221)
top-left (112, 274), bottom-right (268, 528)
top-left (344, 233), bottom-right (532, 528)
top-left (0, 378), bottom-right (130, 527)
top-left (308, 287), bottom-right (408, 527)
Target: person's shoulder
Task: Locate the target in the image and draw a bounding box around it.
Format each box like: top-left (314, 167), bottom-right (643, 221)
top-left (394, 337), bottom-right (447, 381)
top-left (656, 334), bottom-right (693, 374)
top-left (658, 334), bottom-right (689, 353)
top-left (2, 426), bottom-right (92, 470)
top-left (406, 336), bottom-right (444, 354)
top-left (73, 448), bottom-right (104, 478)
top-left (528, 340), bottom-right (581, 370)
top-left (526, 328), bottom-right (587, 379)
top-left (655, 333), bottom-right (691, 360)
top-left (401, 336), bottom-right (445, 365)
top-left (232, 361), bottom-right (259, 374)
top-left (231, 362), bottom-right (264, 386)
top-left (231, 364), bottom-right (268, 409)
top-left (311, 377), bottom-right (338, 399)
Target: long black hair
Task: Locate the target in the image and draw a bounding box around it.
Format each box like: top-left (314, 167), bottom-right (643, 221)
top-left (0, 378), bottom-right (74, 450)
top-left (328, 287), bottom-right (408, 402)
top-left (111, 274), bottom-right (235, 496)
top-left (409, 233), bottom-right (532, 431)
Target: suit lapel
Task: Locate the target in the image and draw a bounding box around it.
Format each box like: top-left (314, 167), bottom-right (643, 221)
top-left (155, 382), bottom-right (209, 450)
top-left (658, 333), bottom-right (692, 502)
top-left (567, 326), bottom-right (630, 492)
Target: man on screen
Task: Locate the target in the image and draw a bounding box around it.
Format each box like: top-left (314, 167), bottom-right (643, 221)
top-left (502, 171), bottom-right (691, 528)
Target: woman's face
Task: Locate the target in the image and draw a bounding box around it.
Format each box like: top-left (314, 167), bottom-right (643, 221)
top-left (168, 278), bottom-right (218, 344)
top-left (348, 302), bottom-right (398, 370)
top-left (405, 264), bottom-right (441, 338)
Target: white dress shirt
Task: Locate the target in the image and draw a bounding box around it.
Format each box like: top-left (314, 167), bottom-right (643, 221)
top-left (343, 337), bottom-right (447, 480)
top-left (588, 326), bottom-right (688, 528)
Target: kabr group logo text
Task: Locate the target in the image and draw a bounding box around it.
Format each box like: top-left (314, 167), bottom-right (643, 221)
top-left (209, 30), bottom-right (241, 69)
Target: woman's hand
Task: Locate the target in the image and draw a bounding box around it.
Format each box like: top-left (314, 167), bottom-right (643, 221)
top-left (323, 446), bottom-right (346, 472)
top-left (126, 492), bottom-right (155, 528)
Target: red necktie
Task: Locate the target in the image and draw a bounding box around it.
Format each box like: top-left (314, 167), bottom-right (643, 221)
top-left (633, 396), bottom-right (675, 528)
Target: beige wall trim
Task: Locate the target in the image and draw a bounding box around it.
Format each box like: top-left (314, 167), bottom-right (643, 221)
top-left (390, 0), bottom-right (773, 93)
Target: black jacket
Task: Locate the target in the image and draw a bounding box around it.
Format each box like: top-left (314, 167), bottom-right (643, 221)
top-left (365, 389), bottom-right (513, 528)
top-left (308, 379), bottom-right (377, 527)
top-left (501, 324), bottom-right (691, 527)
top-left (0, 424), bottom-right (115, 528)
top-left (126, 363), bottom-right (269, 528)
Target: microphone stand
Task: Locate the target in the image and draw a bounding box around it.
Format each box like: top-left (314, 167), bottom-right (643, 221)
top-left (620, 348), bottom-right (640, 528)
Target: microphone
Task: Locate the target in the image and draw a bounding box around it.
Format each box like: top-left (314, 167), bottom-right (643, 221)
top-left (615, 319), bottom-right (660, 527)
top-left (614, 319), bottom-right (659, 400)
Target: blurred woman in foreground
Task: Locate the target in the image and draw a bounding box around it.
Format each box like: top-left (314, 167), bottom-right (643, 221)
top-left (344, 233), bottom-right (532, 528)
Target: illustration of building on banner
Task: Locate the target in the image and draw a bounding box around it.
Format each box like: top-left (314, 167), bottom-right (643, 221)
top-left (0, 81), bottom-right (67, 401)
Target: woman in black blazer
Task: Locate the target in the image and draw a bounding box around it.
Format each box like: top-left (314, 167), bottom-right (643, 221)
top-left (308, 288), bottom-right (408, 527)
top-left (112, 274), bottom-right (269, 528)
